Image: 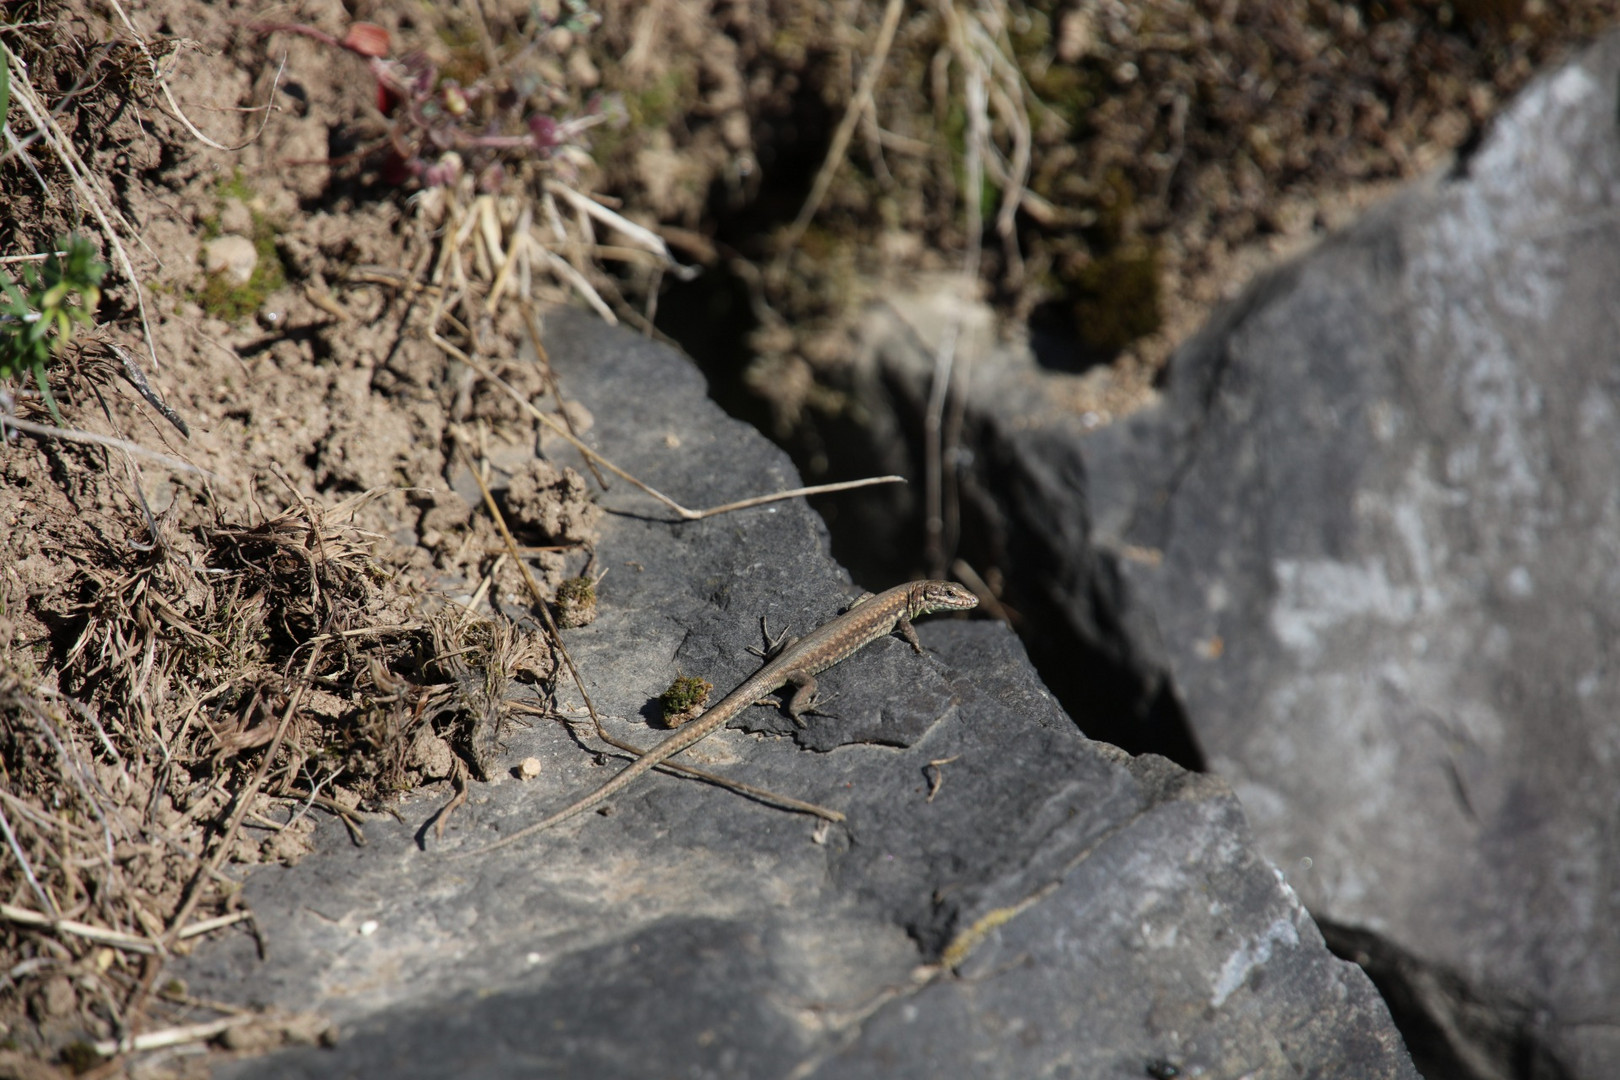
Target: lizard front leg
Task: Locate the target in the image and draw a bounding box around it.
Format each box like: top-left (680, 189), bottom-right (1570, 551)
top-left (895, 614), bottom-right (925, 654)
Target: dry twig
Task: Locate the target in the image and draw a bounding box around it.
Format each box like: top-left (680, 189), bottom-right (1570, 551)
top-left (0, 413), bottom-right (213, 476)
top-left (456, 352), bottom-right (904, 520)
top-left (777, 0), bottom-right (906, 258)
top-left (105, 0), bottom-right (282, 152)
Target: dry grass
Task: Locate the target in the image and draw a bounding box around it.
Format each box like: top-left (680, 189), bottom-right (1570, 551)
top-left (0, 478), bottom-right (556, 1057)
top-left (0, 3), bottom-right (911, 1065)
top-left (9, 0), bottom-right (1605, 1068)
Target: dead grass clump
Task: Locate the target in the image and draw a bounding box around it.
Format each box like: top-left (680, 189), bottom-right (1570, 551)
top-left (246, 0), bottom-right (695, 388)
top-left (0, 486), bottom-right (556, 1062)
top-left (418, 610), bottom-right (554, 783)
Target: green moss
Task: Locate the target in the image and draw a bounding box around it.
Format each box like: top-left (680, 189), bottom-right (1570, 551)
top-left (199, 170), bottom-right (255, 242)
top-left (59, 1041), bottom-right (101, 1074)
top-left (1010, 5), bottom-right (1054, 53)
top-left (1071, 243), bottom-right (1161, 355)
top-left (216, 170), bottom-right (253, 205)
top-left (435, 19), bottom-right (487, 87)
top-left (794, 223), bottom-right (845, 262)
top-left (622, 68), bottom-right (694, 131)
top-left (553, 575), bottom-right (598, 628)
top-left (1006, 4), bottom-right (1105, 134)
top-left (934, 87), bottom-right (1005, 227)
top-left (589, 66), bottom-right (694, 167)
top-left (1029, 62), bottom-right (1103, 133)
top-left (660, 674), bottom-right (712, 726)
top-left (192, 182), bottom-right (286, 324)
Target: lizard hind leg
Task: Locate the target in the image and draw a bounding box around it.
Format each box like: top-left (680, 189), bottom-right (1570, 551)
top-left (782, 673), bottom-right (823, 728)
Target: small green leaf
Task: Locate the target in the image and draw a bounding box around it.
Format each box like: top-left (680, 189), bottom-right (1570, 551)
top-left (33, 361), bottom-right (64, 426)
top-left (0, 45), bottom-right (11, 135)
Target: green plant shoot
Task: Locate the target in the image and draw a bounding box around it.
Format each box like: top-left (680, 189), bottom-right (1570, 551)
top-left (0, 236), bottom-right (107, 425)
top-left (0, 43), bottom-right (12, 134)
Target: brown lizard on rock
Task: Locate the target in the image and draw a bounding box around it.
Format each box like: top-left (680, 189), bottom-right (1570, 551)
top-left (457, 580), bottom-right (978, 854)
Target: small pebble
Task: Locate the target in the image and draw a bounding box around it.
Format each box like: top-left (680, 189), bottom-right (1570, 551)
top-left (204, 235), bottom-right (257, 285)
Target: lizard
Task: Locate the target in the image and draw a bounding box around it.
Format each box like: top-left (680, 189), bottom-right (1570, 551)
top-left (457, 579), bottom-right (979, 855)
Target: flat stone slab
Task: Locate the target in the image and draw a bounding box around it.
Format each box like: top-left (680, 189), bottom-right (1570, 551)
top-left (180, 310), bottom-right (1413, 1079)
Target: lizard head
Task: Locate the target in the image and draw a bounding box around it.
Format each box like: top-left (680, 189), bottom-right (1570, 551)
top-left (912, 580), bottom-right (979, 617)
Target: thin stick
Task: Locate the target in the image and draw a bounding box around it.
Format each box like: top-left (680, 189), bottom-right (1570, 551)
top-left (542, 181), bottom-right (698, 280)
top-left (519, 302), bottom-right (607, 489)
top-left (455, 442), bottom-right (843, 823)
top-left (276, 786), bottom-right (369, 822)
top-left (948, 558), bottom-right (1012, 624)
top-left (922, 6), bottom-right (988, 578)
top-left (460, 552), bottom-right (506, 624)
top-left (92, 1014), bottom-right (255, 1057)
top-left (529, 236), bottom-right (617, 323)
top-left (0, 122), bottom-right (51, 194)
top-left (0, 251), bottom-right (67, 263)
top-left (456, 437), bottom-right (603, 712)
top-left (105, 339), bottom-right (189, 437)
top-left (456, 352), bottom-right (905, 519)
top-left (485, 201), bottom-right (531, 314)
top-left (107, 0), bottom-right (282, 152)
top-left (564, 726), bottom-right (845, 822)
top-left (0, 788), bottom-right (96, 842)
top-left (778, 0), bottom-right (904, 256)
top-left (583, 244), bottom-right (679, 268)
top-left (482, 543), bottom-right (577, 556)
top-left (346, 268), bottom-right (445, 294)
top-left (0, 806), bottom-right (57, 916)
top-left (22, 698), bottom-right (121, 862)
top-left (176, 909), bottom-right (253, 939)
top-left (306, 624), bottom-right (428, 642)
top-left (1, 902), bottom-right (160, 954)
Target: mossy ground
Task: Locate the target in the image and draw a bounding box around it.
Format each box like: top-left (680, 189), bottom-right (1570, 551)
top-left (194, 174), bottom-right (287, 323)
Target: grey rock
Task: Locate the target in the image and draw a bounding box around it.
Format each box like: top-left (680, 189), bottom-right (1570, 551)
top-left (1103, 34), bottom-right (1620, 1080)
top-left (178, 310), bottom-right (1413, 1078)
top-left (851, 29), bottom-right (1620, 1080)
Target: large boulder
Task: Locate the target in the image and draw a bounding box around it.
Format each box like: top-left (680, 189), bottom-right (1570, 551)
top-left (179, 310), bottom-right (1413, 1079)
top-left (851, 29), bottom-right (1620, 1080)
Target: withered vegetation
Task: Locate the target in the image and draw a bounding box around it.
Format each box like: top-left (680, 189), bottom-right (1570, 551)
top-left (4, 0), bottom-right (1619, 1071)
top-left (1, 488), bottom-right (554, 1058)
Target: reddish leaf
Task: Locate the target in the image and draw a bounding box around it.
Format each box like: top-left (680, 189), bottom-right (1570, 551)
top-left (377, 82), bottom-right (404, 116)
top-left (342, 22), bottom-right (391, 58)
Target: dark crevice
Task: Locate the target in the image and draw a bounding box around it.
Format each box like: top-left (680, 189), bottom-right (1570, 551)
top-left (657, 257), bottom-right (1204, 772)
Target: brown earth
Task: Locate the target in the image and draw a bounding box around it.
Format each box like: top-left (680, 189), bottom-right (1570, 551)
top-left (1, 0), bottom-right (1616, 1073)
